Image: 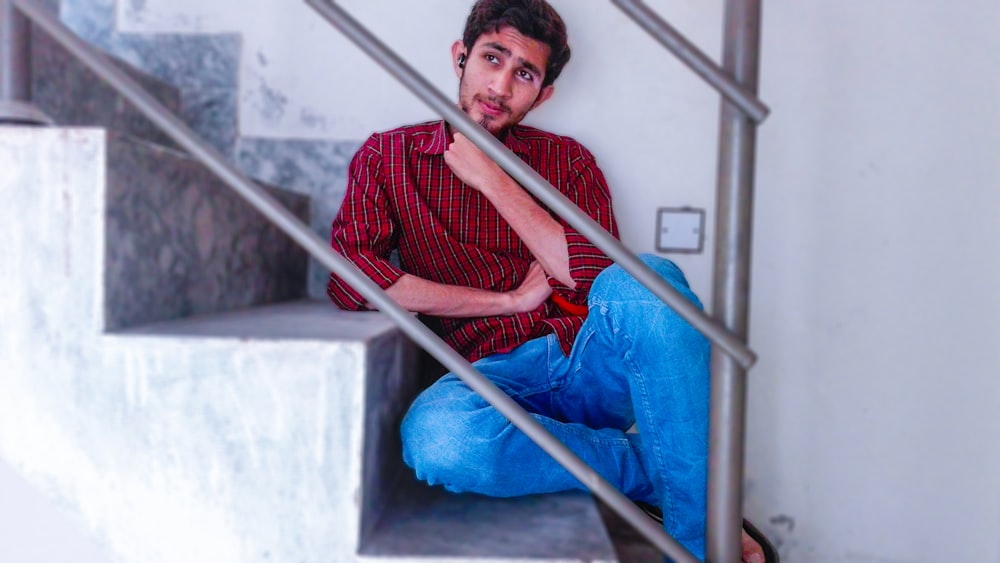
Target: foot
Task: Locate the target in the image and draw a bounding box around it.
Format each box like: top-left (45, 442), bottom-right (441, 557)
top-left (635, 502), bottom-right (770, 562)
top-left (741, 528), bottom-right (765, 563)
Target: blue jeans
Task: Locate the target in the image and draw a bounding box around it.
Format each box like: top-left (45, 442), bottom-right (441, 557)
top-left (401, 254), bottom-right (710, 559)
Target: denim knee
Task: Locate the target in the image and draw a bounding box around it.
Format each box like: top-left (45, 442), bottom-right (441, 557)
top-left (590, 253), bottom-right (699, 307)
top-left (400, 379), bottom-right (506, 492)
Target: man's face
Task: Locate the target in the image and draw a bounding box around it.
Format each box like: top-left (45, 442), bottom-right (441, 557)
top-left (453, 26), bottom-right (555, 137)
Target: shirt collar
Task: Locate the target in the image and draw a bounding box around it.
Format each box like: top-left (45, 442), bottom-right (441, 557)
top-left (415, 120), bottom-right (530, 157)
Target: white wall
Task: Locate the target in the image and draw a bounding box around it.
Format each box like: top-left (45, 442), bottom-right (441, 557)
top-left (749, 2), bottom-right (1000, 561)
top-left (45, 1), bottom-right (1000, 561)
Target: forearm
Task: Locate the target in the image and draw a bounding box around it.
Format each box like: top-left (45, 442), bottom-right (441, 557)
top-left (482, 175), bottom-right (575, 288)
top-left (444, 132), bottom-right (574, 288)
top-left (373, 273), bottom-right (518, 317)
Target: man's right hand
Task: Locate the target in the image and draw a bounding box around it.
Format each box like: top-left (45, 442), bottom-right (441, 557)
top-left (507, 261), bottom-right (553, 313)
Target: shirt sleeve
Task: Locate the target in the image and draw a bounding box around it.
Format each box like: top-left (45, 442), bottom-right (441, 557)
top-left (549, 143), bottom-right (619, 307)
top-left (326, 134), bottom-right (406, 310)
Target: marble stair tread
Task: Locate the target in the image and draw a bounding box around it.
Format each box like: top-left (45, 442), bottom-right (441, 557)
top-left (32, 28), bottom-right (184, 150)
top-left (114, 299), bottom-right (398, 343)
top-left (4, 126), bottom-right (409, 563)
top-left (361, 475), bottom-right (618, 562)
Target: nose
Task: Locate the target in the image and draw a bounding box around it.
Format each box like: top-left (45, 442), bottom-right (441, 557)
top-left (489, 71), bottom-right (513, 98)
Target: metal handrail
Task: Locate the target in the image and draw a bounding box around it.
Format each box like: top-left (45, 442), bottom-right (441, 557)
top-left (305, 0), bottom-right (757, 372)
top-left (7, 0), bottom-right (699, 560)
top-left (611, 0), bottom-right (769, 123)
top-left (706, 0), bottom-right (764, 559)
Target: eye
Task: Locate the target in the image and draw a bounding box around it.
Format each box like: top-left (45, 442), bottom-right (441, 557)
top-left (517, 69), bottom-right (535, 82)
top-left (484, 53), bottom-right (499, 64)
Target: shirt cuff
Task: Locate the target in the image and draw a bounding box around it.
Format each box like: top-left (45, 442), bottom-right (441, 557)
top-left (327, 254), bottom-right (405, 311)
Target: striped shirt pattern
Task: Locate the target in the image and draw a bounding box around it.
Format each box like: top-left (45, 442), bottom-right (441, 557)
top-left (327, 120), bottom-right (619, 363)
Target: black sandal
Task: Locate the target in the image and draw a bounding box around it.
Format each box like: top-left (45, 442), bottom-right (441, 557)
top-left (636, 502), bottom-right (780, 562)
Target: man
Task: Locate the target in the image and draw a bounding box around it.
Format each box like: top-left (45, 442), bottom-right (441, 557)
top-left (327, 1), bottom-right (767, 561)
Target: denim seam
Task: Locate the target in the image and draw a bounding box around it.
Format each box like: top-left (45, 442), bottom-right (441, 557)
top-left (609, 304), bottom-right (681, 535)
top-left (538, 418), bottom-right (635, 449)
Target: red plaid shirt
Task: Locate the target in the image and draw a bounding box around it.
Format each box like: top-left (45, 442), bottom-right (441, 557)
top-left (327, 120), bottom-right (619, 363)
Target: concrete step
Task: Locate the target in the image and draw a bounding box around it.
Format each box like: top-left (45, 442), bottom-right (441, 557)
top-left (99, 300), bottom-right (413, 562)
top-left (0, 126), bottom-right (619, 562)
top-left (113, 301), bottom-right (617, 562)
top-left (235, 135), bottom-right (362, 299)
top-left (113, 304), bottom-right (617, 563)
top-left (31, 24), bottom-right (185, 151)
top-left (364, 473), bottom-right (616, 561)
top-left (57, 0), bottom-right (241, 157)
top-left (0, 125), bottom-right (311, 561)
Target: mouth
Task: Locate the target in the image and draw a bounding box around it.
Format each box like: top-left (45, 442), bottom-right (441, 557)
top-left (476, 97), bottom-right (508, 118)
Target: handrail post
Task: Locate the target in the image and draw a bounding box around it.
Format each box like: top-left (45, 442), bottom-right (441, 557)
top-left (0, 0), bottom-right (50, 124)
top-left (706, 0), bottom-right (763, 561)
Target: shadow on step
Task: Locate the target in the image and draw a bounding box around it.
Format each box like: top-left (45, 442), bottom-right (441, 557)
top-left (361, 473), bottom-right (616, 560)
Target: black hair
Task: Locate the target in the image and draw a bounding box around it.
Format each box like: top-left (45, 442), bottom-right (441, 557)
top-left (462, 0), bottom-right (571, 88)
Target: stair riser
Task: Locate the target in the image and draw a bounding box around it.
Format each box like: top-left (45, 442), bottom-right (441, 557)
top-left (103, 131), bottom-right (309, 330)
top-left (92, 335), bottom-right (379, 562)
top-left (31, 27), bottom-right (184, 150)
top-left (58, 0), bottom-right (241, 158)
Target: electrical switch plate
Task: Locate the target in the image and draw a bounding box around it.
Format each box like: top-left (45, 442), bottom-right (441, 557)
top-left (656, 207), bottom-right (705, 253)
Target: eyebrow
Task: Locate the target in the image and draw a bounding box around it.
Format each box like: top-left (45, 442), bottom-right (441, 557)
top-left (482, 41), bottom-right (543, 77)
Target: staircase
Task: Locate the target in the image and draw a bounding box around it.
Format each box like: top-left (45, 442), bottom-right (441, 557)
top-left (0, 2), bottom-right (621, 561)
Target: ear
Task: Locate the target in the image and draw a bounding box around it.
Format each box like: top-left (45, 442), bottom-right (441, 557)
top-left (531, 85), bottom-right (555, 110)
top-left (451, 40), bottom-right (466, 77)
